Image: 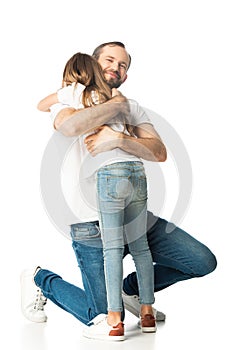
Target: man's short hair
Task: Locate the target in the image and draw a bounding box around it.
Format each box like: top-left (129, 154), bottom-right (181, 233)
top-left (92, 41), bottom-right (131, 70)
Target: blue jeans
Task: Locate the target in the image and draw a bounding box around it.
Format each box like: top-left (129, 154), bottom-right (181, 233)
top-left (34, 212), bottom-right (217, 325)
top-left (96, 162), bottom-right (154, 311)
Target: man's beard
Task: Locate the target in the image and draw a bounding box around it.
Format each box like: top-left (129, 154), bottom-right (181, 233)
top-left (106, 78), bottom-right (122, 89)
top-left (103, 69), bottom-right (122, 88)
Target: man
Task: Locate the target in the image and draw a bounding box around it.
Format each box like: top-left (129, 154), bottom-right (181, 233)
top-left (21, 42), bottom-right (217, 341)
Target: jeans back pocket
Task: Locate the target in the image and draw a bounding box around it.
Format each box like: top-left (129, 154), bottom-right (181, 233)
top-left (70, 223), bottom-right (101, 241)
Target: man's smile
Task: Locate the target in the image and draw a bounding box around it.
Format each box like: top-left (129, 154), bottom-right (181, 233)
top-left (105, 70), bottom-right (120, 79)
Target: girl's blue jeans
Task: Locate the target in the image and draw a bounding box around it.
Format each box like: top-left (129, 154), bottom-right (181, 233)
top-left (96, 161), bottom-right (154, 311)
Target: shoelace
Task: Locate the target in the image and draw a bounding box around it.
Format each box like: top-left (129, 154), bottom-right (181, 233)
top-left (88, 314), bottom-right (108, 326)
top-left (95, 316), bottom-right (108, 326)
top-left (34, 288), bottom-right (47, 311)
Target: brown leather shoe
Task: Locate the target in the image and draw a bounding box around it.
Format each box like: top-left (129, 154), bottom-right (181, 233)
top-left (140, 313), bottom-right (157, 333)
top-left (109, 322), bottom-right (124, 337)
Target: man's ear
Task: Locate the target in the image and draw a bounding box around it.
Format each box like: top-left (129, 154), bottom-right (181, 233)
top-left (122, 74), bottom-right (128, 84)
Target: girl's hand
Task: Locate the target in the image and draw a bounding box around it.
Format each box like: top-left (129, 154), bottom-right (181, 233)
top-left (84, 125), bottom-right (121, 156)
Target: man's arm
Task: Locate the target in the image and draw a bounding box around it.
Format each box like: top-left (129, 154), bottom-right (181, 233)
top-left (84, 123), bottom-right (167, 162)
top-left (55, 95), bottom-right (129, 136)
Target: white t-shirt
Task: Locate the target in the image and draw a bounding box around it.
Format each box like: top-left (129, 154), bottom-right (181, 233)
top-left (50, 84), bottom-right (153, 223)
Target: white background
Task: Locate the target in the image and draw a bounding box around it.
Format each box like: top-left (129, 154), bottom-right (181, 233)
top-left (1, 0), bottom-right (233, 349)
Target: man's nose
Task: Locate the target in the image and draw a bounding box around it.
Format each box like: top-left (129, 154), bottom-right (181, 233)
top-left (111, 61), bottom-right (119, 71)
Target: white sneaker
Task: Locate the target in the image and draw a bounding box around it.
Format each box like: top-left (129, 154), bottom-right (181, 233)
top-left (122, 291), bottom-right (166, 322)
top-left (82, 314), bottom-right (125, 341)
top-left (20, 266), bottom-right (47, 323)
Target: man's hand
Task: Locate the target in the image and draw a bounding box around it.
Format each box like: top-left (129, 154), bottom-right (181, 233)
top-left (84, 125), bottom-right (122, 156)
top-left (106, 90), bottom-right (130, 114)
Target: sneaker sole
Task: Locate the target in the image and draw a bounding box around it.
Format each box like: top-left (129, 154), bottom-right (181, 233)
top-left (21, 309), bottom-right (47, 323)
top-left (141, 326), bottom-right (157, 333)
top-left (83, 332), bottom-right (125, 341)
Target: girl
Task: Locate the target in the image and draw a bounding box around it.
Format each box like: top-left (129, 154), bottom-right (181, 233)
top-left (38, 52), bottom-right (156, 338)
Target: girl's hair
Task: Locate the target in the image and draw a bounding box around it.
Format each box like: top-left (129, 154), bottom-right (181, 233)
top-left (62, 52), bottom-right (112, 107)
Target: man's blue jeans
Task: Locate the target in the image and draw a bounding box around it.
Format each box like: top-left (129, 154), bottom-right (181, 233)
top-left (96, 162), bottom-right (154, 311)
top-left (34, 211), bottom-right (217, 325)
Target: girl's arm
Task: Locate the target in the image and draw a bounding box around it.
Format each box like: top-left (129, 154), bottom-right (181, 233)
top-left (37, 92), bottom-right (59, 112)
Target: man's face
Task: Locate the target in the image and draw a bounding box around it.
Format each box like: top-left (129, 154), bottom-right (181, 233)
top-left (97, 45), bottom-right (130, 88)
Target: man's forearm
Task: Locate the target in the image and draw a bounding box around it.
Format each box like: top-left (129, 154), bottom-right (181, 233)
top-left (116, 133), bottom-right (167, 162)
top-left (57, 100), bottom-right (129, 137)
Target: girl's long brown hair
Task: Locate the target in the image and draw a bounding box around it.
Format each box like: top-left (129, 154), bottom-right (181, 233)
top-left (62, 52), bottom-right (112, 107)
